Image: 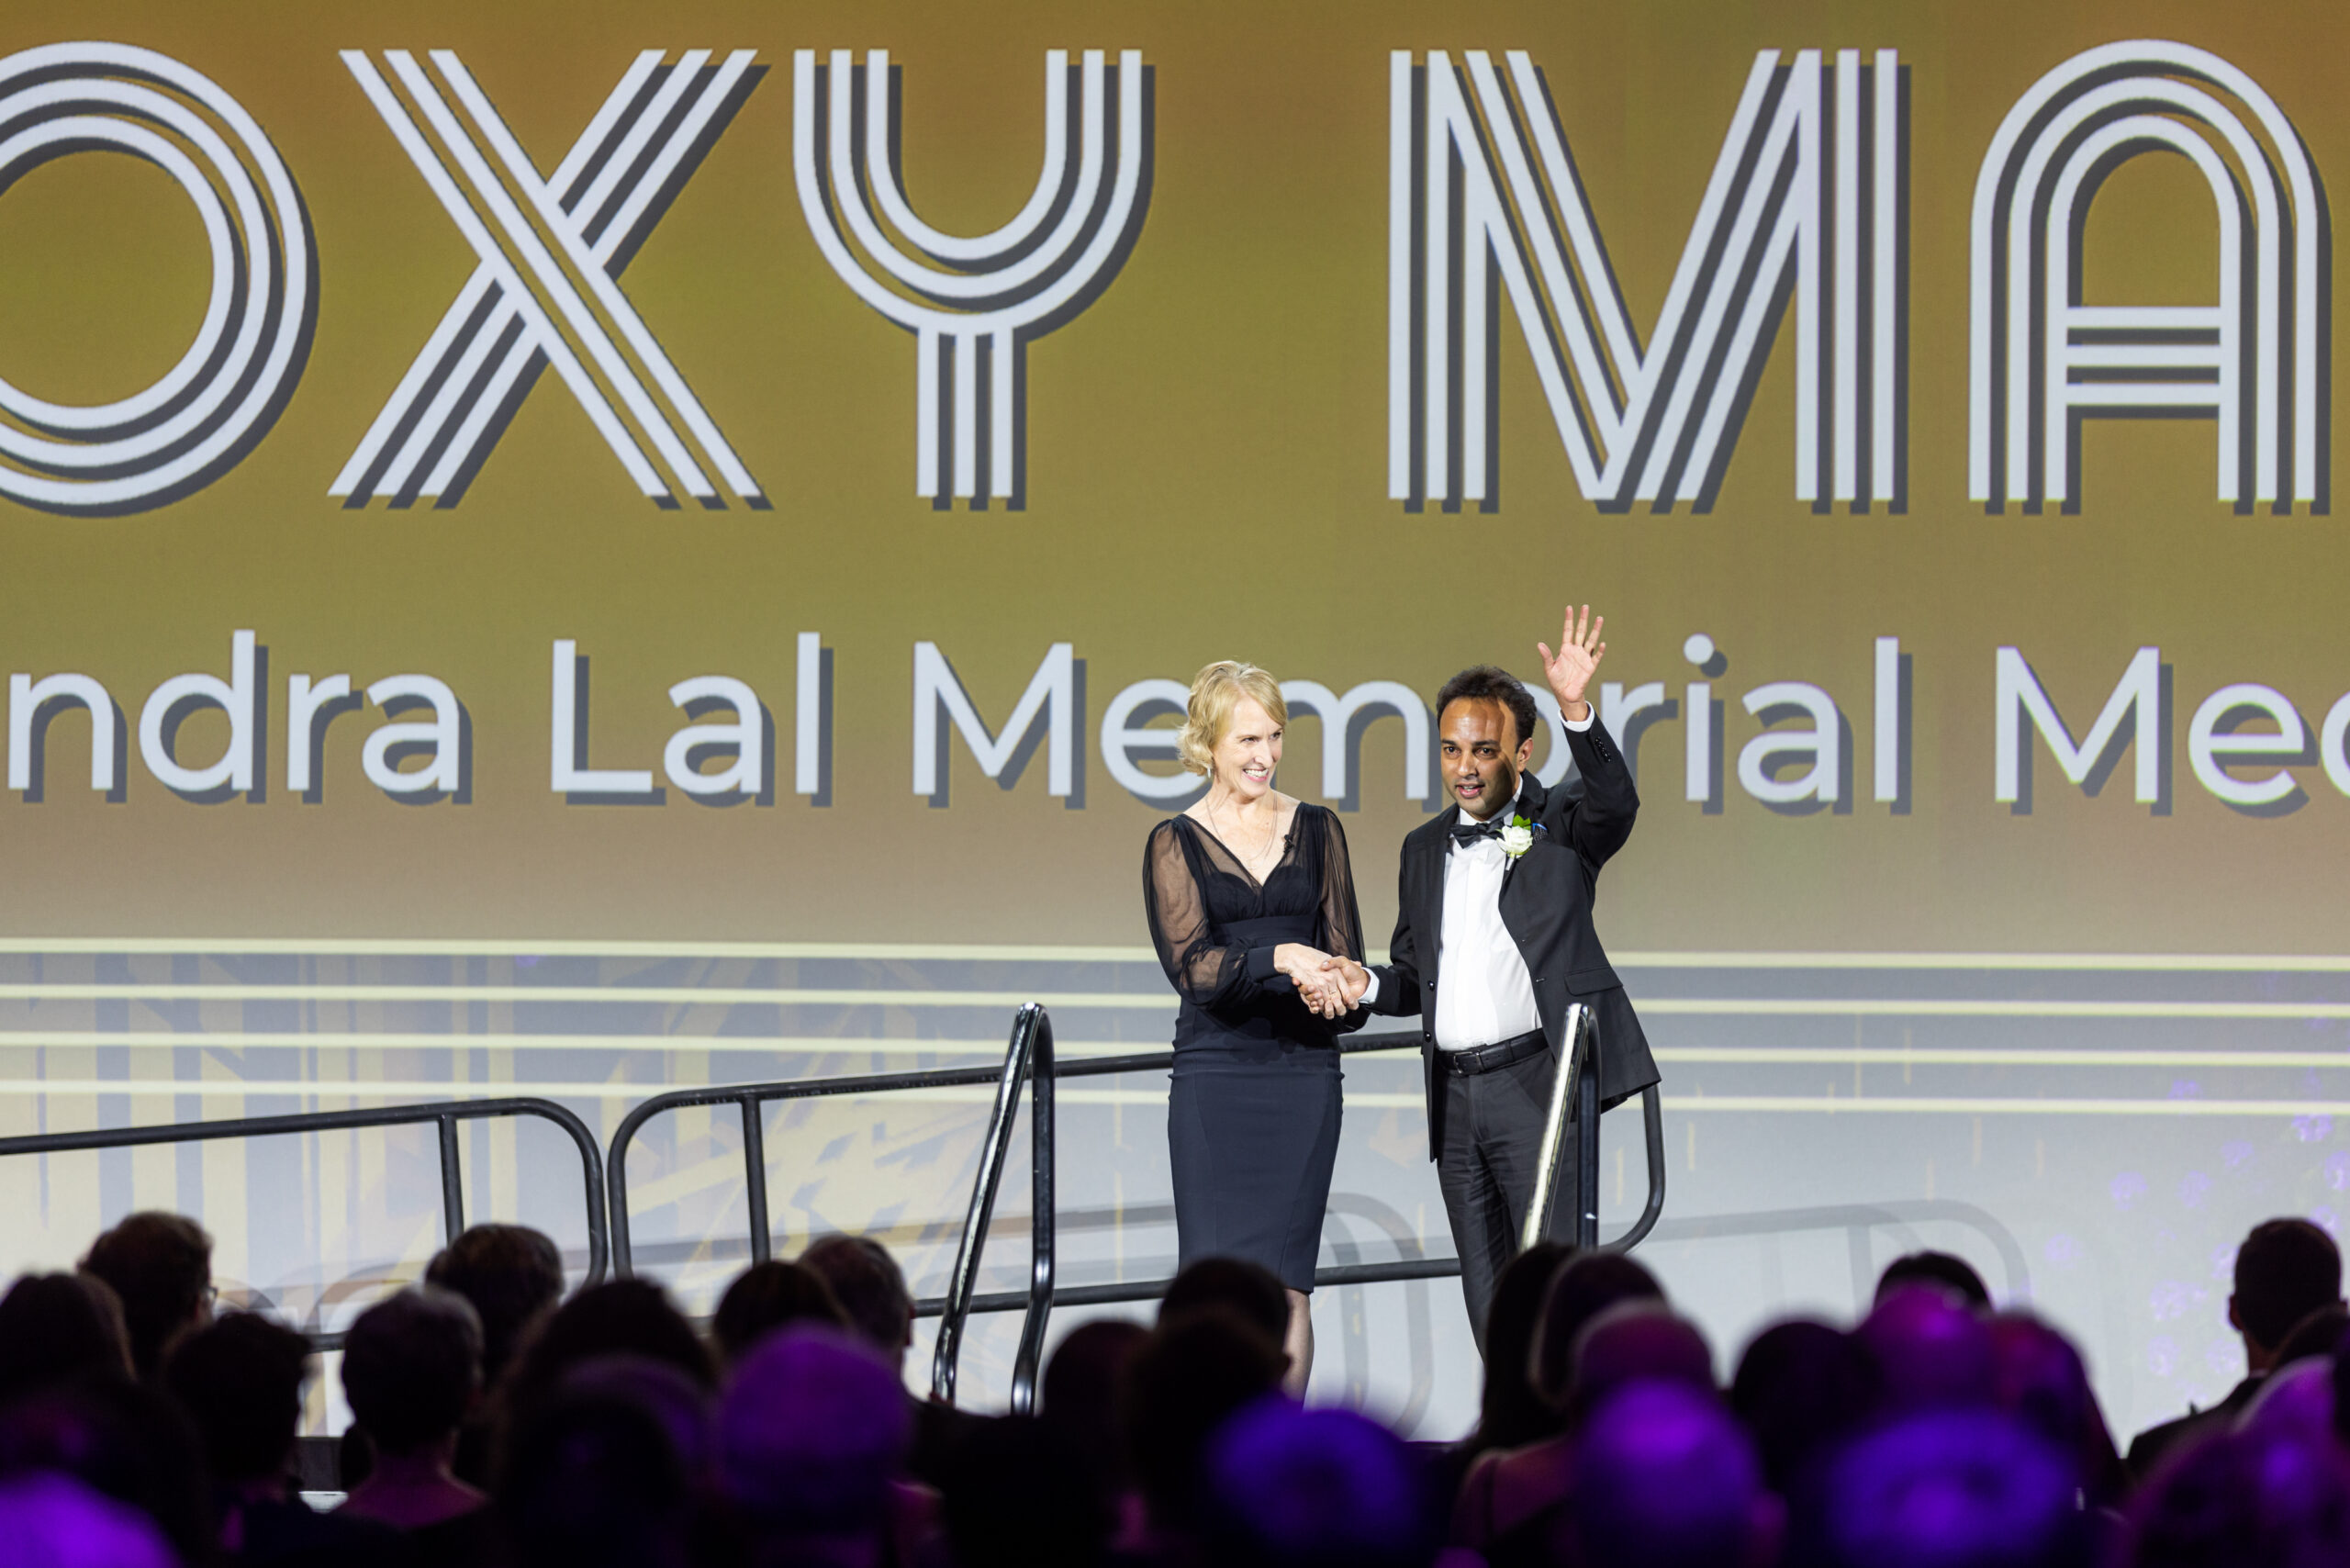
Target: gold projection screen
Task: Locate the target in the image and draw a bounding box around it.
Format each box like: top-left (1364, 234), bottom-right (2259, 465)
top-left (4, 0), bottom-right (2350, 1436)
top-left (0, 0), bottom-right (2341, 950)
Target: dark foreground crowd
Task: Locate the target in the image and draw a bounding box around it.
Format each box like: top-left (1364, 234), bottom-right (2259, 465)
top-left (1, 1212), bottom-right (2347, 1567)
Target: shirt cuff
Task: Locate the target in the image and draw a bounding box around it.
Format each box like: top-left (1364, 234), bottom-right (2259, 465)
top-left (1245, 946), bottom-right (1281, 982)
top-left (1357, 970), bottom-right (1381, 1007)
top-left (1563, 707), bottom-right (1595, 732)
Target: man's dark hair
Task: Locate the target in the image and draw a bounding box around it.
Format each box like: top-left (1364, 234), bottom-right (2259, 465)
top-left (1530, 1253), bottom-right (1665, 1408)
top-left (2234, 1218), bottom-right (2343, 1350)
top-left (799, 1235), bottom-right (914, 1359)
top-left (0, 1272), bottom-right (131, 1403)
top-left (1122, 1311), bottom-right (1287, 1532)
top-left (1158, 1258), bottom-right (1287, 1350)
top-left (1732, 1319), bottom-right (1878, 1495)
top-left (711, 1261), bottom-right (846, 1366)
top-left (161, 1310), bottom-right (310, 1484)
top-left (81, 1213), bottom-right (212, 1381)
top-left (341, 1287), bottom-right (483, 1456)
top-left (425, 1223), bottom-right (565, 1388)
top-left (502, 1280), bottom-right (715, 1442)
top-left (1436, 666), bottom-right (1540, 753)
top-left (1876, 1251), bottom-right (1993, 1312)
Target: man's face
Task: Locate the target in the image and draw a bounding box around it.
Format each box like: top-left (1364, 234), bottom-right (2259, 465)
top-left (1440, 698), bottom-right (1533, 821)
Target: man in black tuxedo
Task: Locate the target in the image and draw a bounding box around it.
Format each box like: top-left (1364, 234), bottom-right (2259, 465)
top-left (1333, 606), bottom-right (1660, 1349)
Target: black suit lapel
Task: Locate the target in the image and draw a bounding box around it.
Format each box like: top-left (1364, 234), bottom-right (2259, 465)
top-left (1498, 774), bottom-right (1549, 900)
top-left (1413, 809), bottom-right (1453, 988)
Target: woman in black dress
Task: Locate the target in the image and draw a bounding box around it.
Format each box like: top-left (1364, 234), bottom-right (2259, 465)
top-left (1143, 660), bottom-right (1369, 1391)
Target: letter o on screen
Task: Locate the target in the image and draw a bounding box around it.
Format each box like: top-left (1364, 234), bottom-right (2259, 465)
top-left (0, 43), bottom-right (313, 514)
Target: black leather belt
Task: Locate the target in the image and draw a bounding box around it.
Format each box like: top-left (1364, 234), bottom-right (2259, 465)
top-left (1441, 1028), bottom-right (1549, 1077)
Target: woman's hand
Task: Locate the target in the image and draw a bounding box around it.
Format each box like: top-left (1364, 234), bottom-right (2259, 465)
top-left (1274, 944), bottom-right (1348, 1018)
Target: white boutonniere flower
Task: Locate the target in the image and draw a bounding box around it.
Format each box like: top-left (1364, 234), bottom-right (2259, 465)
top-left (1499, 816), bottom-right (1536, 858)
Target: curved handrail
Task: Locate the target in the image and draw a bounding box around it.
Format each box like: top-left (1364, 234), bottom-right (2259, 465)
top-left (0, 1095), bottom-right (610, 1301)
top-left (931, 1002), bottom-right (1057, 1410)
top-left (1521, 1003), bottom-right (1596, 1250)
top-left (1600, 1084), bottom-right (1669, 1254)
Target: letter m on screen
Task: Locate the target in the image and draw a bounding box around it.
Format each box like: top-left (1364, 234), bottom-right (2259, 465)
top-left (1389, 50), bottom-right (1906, 514)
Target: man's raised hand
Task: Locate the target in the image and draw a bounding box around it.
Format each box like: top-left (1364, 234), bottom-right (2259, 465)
top-left (1537, 603), bottom-right (1607, 719)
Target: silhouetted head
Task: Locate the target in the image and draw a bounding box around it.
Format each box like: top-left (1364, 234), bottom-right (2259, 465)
top-left (1042, 1317), bottom-right (1149, 1492)
top-left (1123, 1310), bottom-right (1288, 1535)
top-left (711, 1260), bottom-right (845, 1367)
top-left (1530, 1253), bottom-right (1666, 1411)
top-left (342, 1286), bottom-right (484, 1458)
top-left (1806, 1410), bottom-right (2086, 1568)
top-left (1159, 1257), bottom-right (1289, 1350)
top-left (2238, 1356), bottom-right (2336, 1447)
top-left (0, 1376), bottom-right (209, 1563)
top-left (1476, 1241), bottom-right (1574, 1450)
top-left (718, 1325), bottom-right (910, 1541)
top-left (1572, 1381), bottom-right (1778, 1568)
top-left (799, 1235), bottom-right (915, 1369)
top-left (2128, 1424), bottom-right (2350, 1568)
top-left (80, 1214), bottom-right (212, 1382)
top-left (0, 1271), bottom-right (131, 1403)
top-left (1877, 1251), bottom-right (1993, 1312)
top-left (1569, 1304), bottom-right (1714, 1425)
top-left (2232, 1219), bottom-right (2344, 1366)
top-left (500, 1383), bottom-right (692, 1568)
top-left (1988, 1314), bottom-right (2124, 1506)
top-left (0, 1472), bottom-right (175, 1568)
top-left (505, 1279), bottom-right (714, 1433)
top-left (1858, 1285), bottom-right (1998, 1415)
top-left (1203, 1401), bottom-right (1440, 1568)
top-left (556, 1355), bottom-right (715, 1482)
top-left (942, 1414), bottom-right (1110, 1568)
top-left (161, 1309), bottom-right (310, 1485)
top-left (1730, 1319), bottom-right (1877, 1494)
top-left (2272, 1303), bottom-right (2350, 1372)
top-left (427, 1223), bottom-right (565, 1388)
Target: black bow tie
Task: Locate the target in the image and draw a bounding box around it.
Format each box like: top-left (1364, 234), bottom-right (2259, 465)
top-left (1450, 819), bottom-right (1505, 846)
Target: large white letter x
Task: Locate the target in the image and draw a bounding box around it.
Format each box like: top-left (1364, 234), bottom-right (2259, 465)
top-left (337, 50), bottom-right (764, 509)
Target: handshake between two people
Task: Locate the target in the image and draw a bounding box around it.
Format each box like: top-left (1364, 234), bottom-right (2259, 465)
top-left (1272, 944), bottom-right (1371, 1020)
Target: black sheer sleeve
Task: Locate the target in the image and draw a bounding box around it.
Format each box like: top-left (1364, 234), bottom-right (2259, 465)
top-left (1310, 808), bottom-right (1373, 1036)
top-left (1145, 821), bottom-right (1277, 1012)
top-left (1311, 808), bottom-right (1366, 963)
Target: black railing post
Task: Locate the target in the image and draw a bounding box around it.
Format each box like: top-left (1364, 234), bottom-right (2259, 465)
top-left (1575, 1016), bottom-right (1602, 1249)
top-left (436, 1114), bottom-right (465, 1245)
top-left (741, 1095), bottom-right (773, 1265)
top-left (1008, 1007), bottom-right (1056, 1415)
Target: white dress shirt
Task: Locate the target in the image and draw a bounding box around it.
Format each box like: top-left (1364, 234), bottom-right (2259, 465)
top-left (1358, 709), bottom-right (1592, 1047)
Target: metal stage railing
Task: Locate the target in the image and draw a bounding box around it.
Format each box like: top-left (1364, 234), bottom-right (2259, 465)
top-left (0, 1096), bottom-right (610, 1346)
top-left (606, 1002), bottom-right (1669, 1410)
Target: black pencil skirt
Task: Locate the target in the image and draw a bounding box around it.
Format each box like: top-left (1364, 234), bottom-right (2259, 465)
top-left (1166, 1038), bottom-right (1342, 1293)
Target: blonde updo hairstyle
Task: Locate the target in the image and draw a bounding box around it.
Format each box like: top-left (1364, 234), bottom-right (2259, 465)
top-left (1177, 661), bottom-right (1289, 779)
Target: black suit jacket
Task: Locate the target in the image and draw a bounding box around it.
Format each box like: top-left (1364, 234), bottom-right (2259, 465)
top-left (1364, 714), bottom-right (1660, 1161)
top-left (2124, 1373), bottom-right (2262, 1480)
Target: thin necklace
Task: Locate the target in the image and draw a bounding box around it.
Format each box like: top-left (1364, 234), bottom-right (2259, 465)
top-left (1211, 787), bottom-right (1279, 868)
